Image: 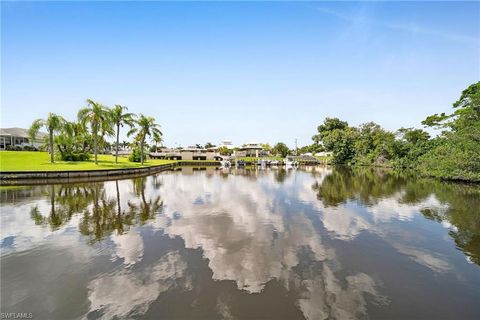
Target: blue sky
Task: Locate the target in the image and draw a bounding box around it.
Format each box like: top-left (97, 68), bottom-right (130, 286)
top-left (2, 1), bottom-right (479, 148)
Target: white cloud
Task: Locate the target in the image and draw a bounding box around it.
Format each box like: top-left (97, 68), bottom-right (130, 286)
top-left (87, 251), bottom-right (190, 320)
top-left (315, 5), bottom-right (478, 45)
top-left (111, 229), bottom-right (144, 266)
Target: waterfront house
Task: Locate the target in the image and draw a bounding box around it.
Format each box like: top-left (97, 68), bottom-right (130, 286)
top-left (235, 142), bottom-right (268, 158)
top-left (150, 147), bottom-right (220, 161)
top-left (207, 140), bottom-right (236, 152)
top-left (315, 151), bottom-right (333, 157)
top-left (0, 127), bottom-right (46, 150)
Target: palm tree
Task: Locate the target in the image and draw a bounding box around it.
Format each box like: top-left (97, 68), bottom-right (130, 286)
top-left (110, 105), bottom-right (135, 163)
top-left (152, 131), bottom-right (163, 152)
top-left (127, 114), bottom-right (162, 165)
top-left (29, 113), bottom-right (65, 163)
top-left (78, 99), bottom-right (111, 164)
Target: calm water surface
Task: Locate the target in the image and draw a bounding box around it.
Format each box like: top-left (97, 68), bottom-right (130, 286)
top-left (1, 166), bottom-right (479, 319)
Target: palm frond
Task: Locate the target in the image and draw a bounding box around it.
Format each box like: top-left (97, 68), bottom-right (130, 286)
top-left (127, 127), bottom-right (138, 137)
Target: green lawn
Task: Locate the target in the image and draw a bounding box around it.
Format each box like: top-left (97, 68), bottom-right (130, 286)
top-left (0, 151), bottom-right (175, 172)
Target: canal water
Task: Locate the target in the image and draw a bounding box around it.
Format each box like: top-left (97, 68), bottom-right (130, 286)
top-left (1, 166), bottom-right (479, 319)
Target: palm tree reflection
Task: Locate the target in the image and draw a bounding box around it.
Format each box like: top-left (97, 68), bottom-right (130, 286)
top-left (30, 184), bottom-right (94, 230)
top-left (128, 177), bottom-right (163, 224)
top-left (28, 177), bottom-right (163, 244)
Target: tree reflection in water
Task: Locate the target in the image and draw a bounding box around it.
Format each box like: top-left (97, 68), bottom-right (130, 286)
top-left (28, 177), bottom-right (163, 244)
top-left (30, 184), bottom-right (96, 230)
top-left (312, 166), bottom-right (480, 265)
top-left (1, 167), bottom-right (477, 319)
top-left (128, 176), bottom-right (163, 224)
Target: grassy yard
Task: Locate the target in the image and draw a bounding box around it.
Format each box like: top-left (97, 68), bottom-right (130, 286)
top-left (0, 151), bottom-right (175, 172)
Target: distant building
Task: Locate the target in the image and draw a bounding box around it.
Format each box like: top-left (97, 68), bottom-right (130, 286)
top-left (0, 127), bottom-right (47, 150)
top-left (150, 147), bottom-right (220, 161)
top-left (315, 151), bottom-right (333, 157)
top-left (151, 141), bottom-right (271, 160)
top-left (235, 142), bottom-right (269, 157)
top-left (207, 140), bottom-right (235, 152)
top-left (219, 140), bottom-right (234, 148)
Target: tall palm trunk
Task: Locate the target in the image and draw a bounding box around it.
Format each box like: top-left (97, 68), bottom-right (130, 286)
top-left (140, 138), bottom-right (145, 165)
top-left (115, 123), bottom-right (120, 163)
top-left (93, 123), bottom-right (98, 164)
top-left (49, 130), bottom-right (54, 163)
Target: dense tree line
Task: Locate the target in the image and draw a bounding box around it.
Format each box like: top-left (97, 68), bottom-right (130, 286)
top-left (29, 99), bottom-right (162, 165)
top-left (310, 82), bottom-right (480, 182)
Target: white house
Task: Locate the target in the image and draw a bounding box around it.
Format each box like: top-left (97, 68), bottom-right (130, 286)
top-left (0, 128), bottom-right (46, 150)
top-left (235, 142), bottom-right (269, 157)
top-left (150, 147), bottom-right (220, 161)
top-left (315, 151), bottom-right (333, 157)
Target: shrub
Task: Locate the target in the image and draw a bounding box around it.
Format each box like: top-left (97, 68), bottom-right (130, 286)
top-left (58, 152), bottom-right (90, 161)
top-left (129, 146), bottom-right (142, 162)
top-left (23, 145), bottom-right (39, 151)
top-left (5, 145), bottom-right (23, 151)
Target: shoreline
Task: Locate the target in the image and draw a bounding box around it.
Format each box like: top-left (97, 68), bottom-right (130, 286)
top-left (0, 161), bottom-right (221, 184)
top-left (1, 159), bottom-right (477, 185)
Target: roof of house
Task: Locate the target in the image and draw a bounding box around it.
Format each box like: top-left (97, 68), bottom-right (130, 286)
top-left (0, 127), bottom-right (47, 139)
top-left (239, 143), bottom-right (263, 150)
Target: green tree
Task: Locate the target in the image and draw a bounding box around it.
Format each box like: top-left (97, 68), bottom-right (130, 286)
top-left (218, 146), bottom-right (233, 156)
top-left (322, 126), bottom-right (359, 164)
top-left (261, 143), bottom-right (272, 153)
top-left (29, 113), bottom-right (65, 163)
top-left (392, 127), bottom-right (433, 168)
top-left (152, 131), bottom-right (163, 152)
top-left (420, 82), bottom-right (480, 181)
top-left (78, 99), bottom-right (111, 164)
top-left (204, 142), bottom-right (216, 149)
top-left (312, 117), bottom-right (349, 145)
top-left (272, 142), bottom-right (290, 158)
top-left (354, 122), bottom-right (396, 165)
top-left (397, 127), bottom-right (430, 145)
top-left (312, 118), bottom-right (358, 164)
top-left (54, 120), bottom-right (91, 160)
top-left (128, 114), bottom-right (162, 165)
top-left (110, 105), bottom-right (135, 163)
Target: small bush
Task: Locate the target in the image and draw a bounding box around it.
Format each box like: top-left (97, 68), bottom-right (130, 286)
top-left (129, 147), bottom-right (142, 162)
top-left (23, 145), bottom-right (39, 151)
top-left (5, 145), bottom-right (23, 151)
top-left (58, 152), bottom-right (90, 161)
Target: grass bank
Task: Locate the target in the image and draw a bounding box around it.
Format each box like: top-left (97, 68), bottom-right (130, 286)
top-left (0, 151), bottom-right (175, 172)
